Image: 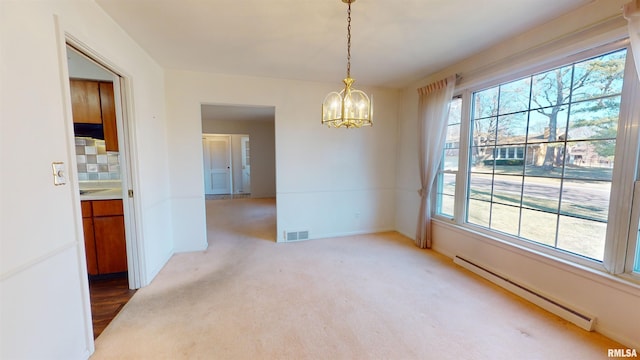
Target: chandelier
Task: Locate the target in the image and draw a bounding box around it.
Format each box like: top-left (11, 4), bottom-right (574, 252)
top-left (322, 0), bottom-right (373, 128)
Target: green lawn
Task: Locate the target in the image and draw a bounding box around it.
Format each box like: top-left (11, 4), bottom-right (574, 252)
top-left (438, 163), bottom-right (611, 261)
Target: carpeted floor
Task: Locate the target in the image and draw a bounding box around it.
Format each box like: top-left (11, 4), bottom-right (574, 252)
top-left (92, 198), bottom-right (622, 359)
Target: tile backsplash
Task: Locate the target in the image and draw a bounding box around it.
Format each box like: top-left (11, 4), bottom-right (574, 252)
top-left (75, 137), bottom-right (120, 181)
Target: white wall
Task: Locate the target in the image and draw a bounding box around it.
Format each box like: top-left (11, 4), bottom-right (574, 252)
top-left (166, 70), bottom-right (400, 248)
top-left (202, 119), bottom-right (276, 198)
top-left (395, 0), bottom-right (640, 349)
top-left (0, 0), bottom-right (173, 358)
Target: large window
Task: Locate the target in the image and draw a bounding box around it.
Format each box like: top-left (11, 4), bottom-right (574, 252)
top-left (434, 42), bottom-right (640, 278)
top-left (468, 48), bottom-right (626, 261)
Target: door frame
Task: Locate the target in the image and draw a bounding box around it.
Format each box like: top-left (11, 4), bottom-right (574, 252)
top-left (63, 36), bottom-right (144, 290)
top-left (240, 135), bottom-right (251, 194)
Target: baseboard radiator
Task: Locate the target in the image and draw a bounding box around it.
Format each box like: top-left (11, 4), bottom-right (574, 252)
top-left (453, 255), bottom-right (595, 331)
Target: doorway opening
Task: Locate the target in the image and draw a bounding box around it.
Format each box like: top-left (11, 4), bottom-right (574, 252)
top-left (66, 43), bottom-right (139, 338)
top-left (201, 104), bottom-right (276, 241)
top-left (203, 133), bottom-right (251, 199)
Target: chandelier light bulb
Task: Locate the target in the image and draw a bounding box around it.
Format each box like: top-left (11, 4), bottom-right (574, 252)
top-left (321, 0), bottom-right (373, 129)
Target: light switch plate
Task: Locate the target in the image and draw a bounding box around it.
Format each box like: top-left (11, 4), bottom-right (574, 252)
top-left (52, 162), bottom-right (66, 185)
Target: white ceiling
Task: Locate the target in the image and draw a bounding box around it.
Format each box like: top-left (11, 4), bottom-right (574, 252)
top-left (96, 0), bottom-right (592, 89)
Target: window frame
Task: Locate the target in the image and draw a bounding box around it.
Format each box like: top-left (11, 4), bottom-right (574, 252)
top-left (603, 45), bottom-right (640, 276)
top-left (626, 181), bottom-right (640, 276)
top-left (433, 38), bottom-right (640, 281)
top-left (434, 96), bottom-right (463, 219)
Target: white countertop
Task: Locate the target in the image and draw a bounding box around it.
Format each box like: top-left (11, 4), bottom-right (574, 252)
top-left (80, 188), bottom-right (123, 201)
top-left (79, 180), bottom-right (123, 201)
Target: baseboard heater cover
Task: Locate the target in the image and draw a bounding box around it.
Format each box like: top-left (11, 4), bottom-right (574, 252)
top-left (453, 255), bottom-right (595, 331)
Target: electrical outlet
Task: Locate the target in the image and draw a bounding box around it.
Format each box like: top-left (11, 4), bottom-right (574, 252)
top-left (52, 162), bottom-right (66, 185)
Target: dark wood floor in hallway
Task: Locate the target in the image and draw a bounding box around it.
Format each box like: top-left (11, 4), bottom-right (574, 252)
top-left (89, 274), bottom-right (136, 339)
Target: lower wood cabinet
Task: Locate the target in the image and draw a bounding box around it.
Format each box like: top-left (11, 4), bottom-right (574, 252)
top-left (83, 217), bottom-right (99, 275)
top-left (93, 215), bottom-right (127, 274)
top-left (81, 200), bottom-right (127, 276)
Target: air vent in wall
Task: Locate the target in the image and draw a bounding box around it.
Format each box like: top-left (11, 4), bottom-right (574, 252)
top-left (285, 230), bottom-right (309, 241)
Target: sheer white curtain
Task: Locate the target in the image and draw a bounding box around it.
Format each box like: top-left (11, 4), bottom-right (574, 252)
top-left (625, 0), bottom-right (640, 80)
top-left (415, 75), bottom-right (456, 249)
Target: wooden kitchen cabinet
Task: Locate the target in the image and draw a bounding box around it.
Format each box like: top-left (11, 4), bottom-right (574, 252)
top-left (70, 80), bottom-right (102, 124)
top-left (99, 82), bottom-right (119, 152)
top-left (81, 201), bottom-right (99, 276)
top-left (94, 215), bottom-right (127, 274)
top-left (70, 79), bottom-right (119, 151)
top-left (81, 200), bottom-right (127, 276)
top-left (92, 199), bottom-right (124, 217)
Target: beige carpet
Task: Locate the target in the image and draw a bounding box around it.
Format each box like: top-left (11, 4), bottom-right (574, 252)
top-left (92, 198), bottom-right (621, 359)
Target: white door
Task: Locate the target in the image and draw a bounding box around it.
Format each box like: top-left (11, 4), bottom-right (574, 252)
top-left (241, 136), bottom-right (251, 194)
top-left (203, 135), bottom-right (232, 195)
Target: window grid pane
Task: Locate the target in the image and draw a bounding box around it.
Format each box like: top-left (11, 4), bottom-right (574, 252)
top-left (436, 97), bottom-right (462, 217)
top-left (466, 48), bottom-right (627, 261)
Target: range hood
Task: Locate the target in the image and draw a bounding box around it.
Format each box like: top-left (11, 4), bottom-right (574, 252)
top-left (73, 123), bottom-right (104, 140)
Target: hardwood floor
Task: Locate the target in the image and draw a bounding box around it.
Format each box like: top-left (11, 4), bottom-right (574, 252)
top-left (89, 274), bottom-right (136, 338)
top-left (205, 193), bottom-right (251, 200)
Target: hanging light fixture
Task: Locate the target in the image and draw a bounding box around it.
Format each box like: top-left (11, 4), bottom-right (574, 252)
top-left (322, 0), bottom-right (373, 128)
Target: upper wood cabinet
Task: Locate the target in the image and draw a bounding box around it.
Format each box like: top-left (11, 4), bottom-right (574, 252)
top-left (99, 82), bottom-right (118, 152)
top-left (70, 80), bottom-right (102, 124)
top-left (70, 79), bottom-right (119, 151)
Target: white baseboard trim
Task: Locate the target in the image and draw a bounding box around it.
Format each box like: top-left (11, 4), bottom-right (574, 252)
top-left (454, 255), bottom-right (595, 331)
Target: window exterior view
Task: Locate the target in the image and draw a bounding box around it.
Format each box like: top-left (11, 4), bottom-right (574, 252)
top-left (436, 45), bottom-right (640, 277)
top-left (436, 97), bottom-right (462, 218)
top-left (469, 48), bottom-right (626, 261)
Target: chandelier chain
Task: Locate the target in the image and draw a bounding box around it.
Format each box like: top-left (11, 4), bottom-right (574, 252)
top-left (346, 1), bottom-right (351, 78)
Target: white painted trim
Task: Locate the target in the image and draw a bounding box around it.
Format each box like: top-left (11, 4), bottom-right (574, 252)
top-left (604, 46), bottom-right (640, 274)
top-left (146, 247), bottom-right (174, 282)
top-left (115, 75), bottom-right (147, 288)
top-left (594, 325), bottom-right (640, 355)
top-left (431, 221), bottom-right (640, 349)
top-left (456, 16), bottom-right (628, 91)
top-left (433, 219), bottom-right (640, 296)
top-left (454, 90), bottom-right (472, 225)
top-left (64, 35), bottom-right (146, 289)
top-left (627, 182), bottom-right (640, 274)
top-left (460, 38), bottom-right (630, 96)
top-left (0, 241), bottom-right (76, 281)
top-left (454, 255), bottom-right (595, 331)
top-left (277, 186), bottom-right (397, 195)
top-left (283, 228), bottom-right (396, 243)
top-left (52, 15), bottom-right (96, 356)
top-left (443, 35), bottom-right (640, 280)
